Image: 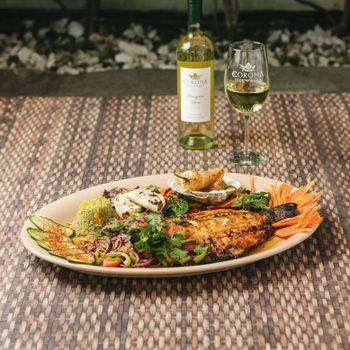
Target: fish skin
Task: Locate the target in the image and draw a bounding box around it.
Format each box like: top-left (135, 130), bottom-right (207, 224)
top-left (183, 204), bottom-right (298, 260)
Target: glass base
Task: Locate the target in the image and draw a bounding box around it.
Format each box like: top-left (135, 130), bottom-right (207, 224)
top-left (180, 134), bottom-right (214, 150)
top-left (231, 150), bottom-right (267, 166)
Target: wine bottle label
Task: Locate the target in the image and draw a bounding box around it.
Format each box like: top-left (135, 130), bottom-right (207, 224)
top-left (180, 67), bottom-right (211, 123)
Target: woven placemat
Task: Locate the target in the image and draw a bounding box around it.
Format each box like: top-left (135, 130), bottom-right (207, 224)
top-left (0, 94), bottom-right (349, 349)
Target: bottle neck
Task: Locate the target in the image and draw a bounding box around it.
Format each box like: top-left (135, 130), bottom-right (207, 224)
top-left (187, 0), bottom-right (202, 32)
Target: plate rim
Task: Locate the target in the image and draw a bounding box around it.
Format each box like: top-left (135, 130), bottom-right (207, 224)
top-left (20, 173), bottom-right (320, 278)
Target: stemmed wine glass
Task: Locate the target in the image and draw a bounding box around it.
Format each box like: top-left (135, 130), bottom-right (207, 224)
top-left (224, 41), bottom-right (270, 166)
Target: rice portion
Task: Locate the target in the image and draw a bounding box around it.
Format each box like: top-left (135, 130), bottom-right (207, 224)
top-left (71, 196), bottom-right (116, 235)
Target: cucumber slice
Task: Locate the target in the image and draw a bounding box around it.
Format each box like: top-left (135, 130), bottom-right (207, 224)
top-left (66, 254), bottom-right (95, 264)
top-left (49, 250), bottom-right (69, 258)
top-left (49, 247), bottom-right (83, 258)
top-left (47, 246), bottom-right (95, 264)
top-left (37, 240), bottom-right (78, 252)
top-left (27, 227), bottom-right (71, 242)
top-left (28, 215), bottom-right (75, 237)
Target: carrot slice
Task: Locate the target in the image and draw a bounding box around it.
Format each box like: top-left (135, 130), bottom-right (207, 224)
top-left (215, 197), bottom-right (239, 208)
top-left (266, 177), bottom-right (322, 238)
top-left (249, 175), bottom-right (256, 193)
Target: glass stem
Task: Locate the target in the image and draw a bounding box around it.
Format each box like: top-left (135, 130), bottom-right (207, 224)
top-left (243, 115), bottom-right (249, 155)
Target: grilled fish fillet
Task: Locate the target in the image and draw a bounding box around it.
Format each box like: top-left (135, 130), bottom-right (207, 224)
top-left (183, 204), bottom-right (298, 260)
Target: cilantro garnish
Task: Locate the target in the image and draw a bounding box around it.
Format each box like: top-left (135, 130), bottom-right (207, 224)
top-left (232, 192), bottom-right (270, 211)
top-left (194, 245), bottom-right (208, 255)
top-left (130, 217), bottom-right (189, 266)
top-left (100, 221), bottom-right (124, 234)
top-left (163, 195), bottom-right (189, 217)
top-left (170, 247), bottom-right (188, 261)
top-left (147, 212), bottom-right (163, 228)
top-left (100, 210), bottom-right (209, 266)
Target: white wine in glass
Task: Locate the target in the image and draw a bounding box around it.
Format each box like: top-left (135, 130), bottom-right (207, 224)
top-left (224, 41), bottom-right (270, 165)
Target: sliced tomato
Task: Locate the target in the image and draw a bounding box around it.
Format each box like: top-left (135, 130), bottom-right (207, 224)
top-left (134, 219), bottom-right (146, 228)
top-left (185, 231), bottom-right (194, 238)
top-left (160, 187), bottom-right (171, 197)
top-left (166, 223), bottom-right (184, 237)
top-left (164, 190), bottom-right (177, 199)
top-left (183, 241), bottom-right (196, 251)
top-left (102, 259), bottom-right (123, 268)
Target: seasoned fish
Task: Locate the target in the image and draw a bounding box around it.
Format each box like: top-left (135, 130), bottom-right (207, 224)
top-left (183, 204), bottom-right (298, 260)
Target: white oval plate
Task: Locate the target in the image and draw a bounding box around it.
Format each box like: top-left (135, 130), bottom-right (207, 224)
top-left (21, 173), bottom-right (320, 278)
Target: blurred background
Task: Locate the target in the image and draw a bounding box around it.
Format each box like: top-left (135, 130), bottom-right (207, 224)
top-left (0, 0), bottom-right (349, 94)
top-left (0, 0), bottom-right (350, 74)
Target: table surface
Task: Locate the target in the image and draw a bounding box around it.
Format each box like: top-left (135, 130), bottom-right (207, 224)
top-left (1, 94), bottom-right (349, 350)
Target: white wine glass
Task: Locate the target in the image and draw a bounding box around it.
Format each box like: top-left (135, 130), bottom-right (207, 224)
top-left (224, 41), bottom-right (270, 166)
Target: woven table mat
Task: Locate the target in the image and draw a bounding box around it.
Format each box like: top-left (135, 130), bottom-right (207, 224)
top-left (1, 94), bottom-right (350, 350)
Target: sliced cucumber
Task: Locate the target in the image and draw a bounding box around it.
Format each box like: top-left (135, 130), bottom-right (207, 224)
top-left (49, 250), bottom-right (68, 258)
top-left (37, 240), bottom-right (78, 252)
top-left (49, 247), bottom-right (83, 258)
top-left (28, 215), bottom-right (75, 237)
top-left (66, 253), bottom-right (95, 264)
top-left (27, 227), bottom-right (71, 242)
top-left (28, 219), bottom-right (95, 265)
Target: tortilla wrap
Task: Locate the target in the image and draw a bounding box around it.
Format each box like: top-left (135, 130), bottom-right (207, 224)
top-left (125, 189), bottom-right (165, 212)
top-left (112, 192), bottom-right (142, 218)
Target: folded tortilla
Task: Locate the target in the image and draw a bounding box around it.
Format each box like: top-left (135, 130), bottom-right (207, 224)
top-left (112, 192), bottom-right (142, 218)
top-left (125, 189), bottom-right (165, 212)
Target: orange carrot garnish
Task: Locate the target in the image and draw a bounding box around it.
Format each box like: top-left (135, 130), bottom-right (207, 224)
top-left (267, 178), bottom-right (322, 238)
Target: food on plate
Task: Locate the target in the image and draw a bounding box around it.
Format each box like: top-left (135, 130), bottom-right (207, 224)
top-left (183, 204), bottom-right (298, 259)
top-left (72, 234), bottom-right (98, 251)
top-left (267, 179), bottom-right (323, 237)
top-left (112, 191), bottom-right (143, 218)
top-left (204, 177), bottom-right (228, 191)
top-left (175, 168), bottom-right (224, 191)
top-left (28, 216), bottom-right (95, 264)
top-left (231, 191), bottom-right (270, 211)
top-left (29, 215), bottom-right (75, 237)
top-left (110, 187), bottom-right (165, 218)
top-left (170, 168), bottom-right (239, 205)
top-left (71, 196), bottom-right (116, 234)
top-left (125, 188), bottom-right (165, 212)
top-left (26, 169), bottom-right (323, 268)
top-left (27, 227), bottom-right (72, 242)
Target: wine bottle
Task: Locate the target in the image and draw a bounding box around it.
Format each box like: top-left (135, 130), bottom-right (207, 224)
top-left (177, 0), bottom-right (215, 150)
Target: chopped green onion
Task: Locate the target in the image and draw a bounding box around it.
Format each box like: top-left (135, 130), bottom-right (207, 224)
top-left (193, 247), bottom-right (209, 263)
top-left (179, 256), bottom-right (191, 265)
top-left (96, 256), bottom-right (104, 266)
top-left (105, 252), bottom-right (131, 267)
top-left (128, 251), bottom-right (138, 264)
